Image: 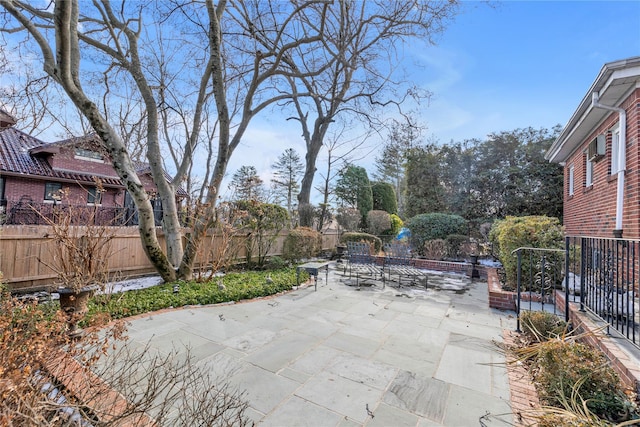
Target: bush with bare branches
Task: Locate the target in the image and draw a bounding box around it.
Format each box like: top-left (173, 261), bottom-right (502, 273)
top-left (35, 186), bottom-right (117, 293)
top-left (193, 202), bottom-right (245, 282)
top-left (0, 291), bottom-right (252, 426)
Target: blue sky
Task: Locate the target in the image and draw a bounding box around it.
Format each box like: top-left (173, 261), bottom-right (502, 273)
top-left (231, 0), bottom-right (640, 199)
top-left (2, 1), bottom-right (638, 201)
top-left (412, 0), bottom-right (640, 144)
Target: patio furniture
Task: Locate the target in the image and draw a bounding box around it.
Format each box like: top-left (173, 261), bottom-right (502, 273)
top-left (343, 242), bottom-right (385, 287)
top-left (296, 261), bottom-right (330, 291)
top-left (383, 242), bottom-right (428, 288)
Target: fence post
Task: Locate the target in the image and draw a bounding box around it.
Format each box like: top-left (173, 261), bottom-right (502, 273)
top-left (564, 236), bottom-right (570, 323)
top-left (516, 249), bottom-right (522, 333)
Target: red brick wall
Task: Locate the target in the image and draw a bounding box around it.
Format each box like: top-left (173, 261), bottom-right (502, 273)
top-left (48, 146), bottom-right (119, 179)
top-left (3, 175), bottom-right (122, 207)
top-left (564, 88), bottom-right (640, 238)
top-left (555, 292), bottom-right (640, 393)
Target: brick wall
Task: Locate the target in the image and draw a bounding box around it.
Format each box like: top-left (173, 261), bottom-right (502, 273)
top-left (564, 88), bottom-right (640, 238)
top-left (487, 267), bottom-right (517, 311)
top-left (487, 266), bottom-right (640, 394)
top-left (555, 292), bottom-right (640, 394)
top-left (3, 175), bottom-right (123, 207)
top-left (48, 146), bottom-right (119, 179)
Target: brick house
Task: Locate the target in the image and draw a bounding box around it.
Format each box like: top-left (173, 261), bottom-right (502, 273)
top-left (546, 57), bottom-right (640, 239)
top-left (0, 110), bottom-right (180, 225)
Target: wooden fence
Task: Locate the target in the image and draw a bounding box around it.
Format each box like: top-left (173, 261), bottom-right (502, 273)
top-left (0, 225), bottom-right (340, 292)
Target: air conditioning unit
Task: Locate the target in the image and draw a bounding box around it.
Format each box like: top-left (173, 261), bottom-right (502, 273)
top-left (588, 134), bottom-right (606, 162)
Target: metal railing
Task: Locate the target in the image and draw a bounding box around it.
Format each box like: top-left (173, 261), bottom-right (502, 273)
top-left (512, 246), bottom-right (568, 332)
top-left (1, 199), bottom-right (162, 227)
top-left (565, 236), bottom-right (638, 346)
top-left (513, 238), bottom-right (639, 347)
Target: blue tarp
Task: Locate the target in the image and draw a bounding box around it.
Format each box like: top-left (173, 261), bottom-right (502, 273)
top-left (395, 227), bottom-right (411, 240)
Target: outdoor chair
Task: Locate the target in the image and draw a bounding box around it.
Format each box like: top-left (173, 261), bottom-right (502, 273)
top-left (383, 242), bottom-right (428, 288)
top-left (343, 242), bottom-right (385, 287)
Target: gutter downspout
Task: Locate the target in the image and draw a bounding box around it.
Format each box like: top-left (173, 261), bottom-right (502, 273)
top-left (592, 92), bottom-right (626, 238)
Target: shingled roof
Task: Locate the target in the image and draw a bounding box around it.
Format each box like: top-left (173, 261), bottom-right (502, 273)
top-left (0, 125), bottom-right (187, 197)
top-left (0, 109), bottom-right (17, 129)
top-left (0, 126), bottom-right (123, 186)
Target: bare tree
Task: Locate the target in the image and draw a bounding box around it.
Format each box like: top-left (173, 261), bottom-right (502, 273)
top-left (0, 0), bottom-right (330, 281)
top-left (273, 0), bottom-right (460, 211)
top-left (314, 125), bottom-right (374, 230)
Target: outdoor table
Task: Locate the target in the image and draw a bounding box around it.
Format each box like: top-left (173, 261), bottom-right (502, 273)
top-left (296, 261), bottom-right (330, 291)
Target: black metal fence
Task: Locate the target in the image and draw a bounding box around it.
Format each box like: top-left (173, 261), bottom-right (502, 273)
top-left (513, 247), bottom-right (567, 331)
top-left (565, 236), bottom-right (638, 346)
top-left (1, 199), bottom-right (162, 227)
top-left (514, 238), bottom-right (639, 347)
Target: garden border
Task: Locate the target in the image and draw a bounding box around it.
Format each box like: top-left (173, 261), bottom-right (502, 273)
top-left (487, 266), bottom-right (640, 395)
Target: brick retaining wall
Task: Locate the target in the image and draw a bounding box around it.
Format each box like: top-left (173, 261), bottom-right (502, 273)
top-left (555, 291), bottom-right (640, 394)
top-left (486, 266), bottom-right (640, 394)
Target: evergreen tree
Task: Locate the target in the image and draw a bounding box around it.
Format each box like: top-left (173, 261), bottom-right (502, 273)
top-left (374, 118), bottom-right (422, 216)
top-left (371, 182), bottom-right (398, 214)
top-left (335, 165), bottom-right (373, 226)
top-left (404, 146), bottom-right (446, 218)
top-left (271, 148), bottom-right (304, 219)
top-left (228, 166), bottom-right (264, 201)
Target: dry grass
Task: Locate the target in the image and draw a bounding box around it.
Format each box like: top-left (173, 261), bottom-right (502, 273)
top-left (502, 314), bottom-right (639, 426)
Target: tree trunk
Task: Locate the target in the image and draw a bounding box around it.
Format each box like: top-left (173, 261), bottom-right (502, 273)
top-left (298, 133), bottom-right (324, 212)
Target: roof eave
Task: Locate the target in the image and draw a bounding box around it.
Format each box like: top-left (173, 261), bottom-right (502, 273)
top-left (546, 56), bottom-right (640, 164)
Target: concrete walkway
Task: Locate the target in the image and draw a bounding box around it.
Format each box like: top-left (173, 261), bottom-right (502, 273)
top-left (125, 265), bottom-right (516, 426)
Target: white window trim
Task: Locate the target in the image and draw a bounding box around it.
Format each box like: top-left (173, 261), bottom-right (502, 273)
top-left (610, 126), bottom-right (620, 175)
top-left (586, 157), bottom-right (594, 187)
top-left (74, 148), bottom-right (105, 163)
top-left (74, 154), bottom-right (105, 164)
top-left (568, 165), bottom-right (574, 196)
top-left (87, 187), bottom-right (103, 206)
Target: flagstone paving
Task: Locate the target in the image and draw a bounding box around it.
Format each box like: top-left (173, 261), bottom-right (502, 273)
top-left (125, 265), bottom-right (517, 426)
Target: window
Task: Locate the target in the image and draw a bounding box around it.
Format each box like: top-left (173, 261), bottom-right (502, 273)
top-left (44, 182), bottom-right (62, 201)
top-left (611, 128), bottom-right (621, 174)
top-left (585, 157), bottom-right (594, 187)
top-left (74, 148), bottom-right (104, 162)
top-left (568, 165), bottom-right (574, 196)
top-left (87, 187), bottom-right (102, 205)
top-left (0, 176), bottom-right (5, 200)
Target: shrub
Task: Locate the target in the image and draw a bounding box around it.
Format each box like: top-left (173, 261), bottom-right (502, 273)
top-left (532, 340), bottom-right (633, 422)
top-left (282, 227), bottom-right (322, 262)
top-left (366, 210), bottom-right (391, 236)
top-left (423, 239), bottom-right (448, 260)
top-left (405, 213), bottom-right (467, 256)
top-left (445, 234), bottom-right (469, 260)
top-left (489, 216), bottom-right (564, 290)
top-left (265, 256), bottom-right (289, 270)
top-left (520, 311), bottom-right (567, 342)
top-left (340, 232), bottom-right (382, 253)
top-left (335, 207), bottom-right (361, 232)
top-left (234, 200), bottom-right (289, 267)
top-left (389, 214), bottom-right (403, 237)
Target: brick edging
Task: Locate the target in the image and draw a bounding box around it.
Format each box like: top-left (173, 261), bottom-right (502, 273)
top-left (503, 330), bottom-right (541, 427)
top-left (44, 349), bottom-right (158, 426)
top-left (488, 267), bottom-right (517, 311)
top-left (555, 292), bottom-right (640, 394)
top-left (488, 264), bottom-right (640, 396)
